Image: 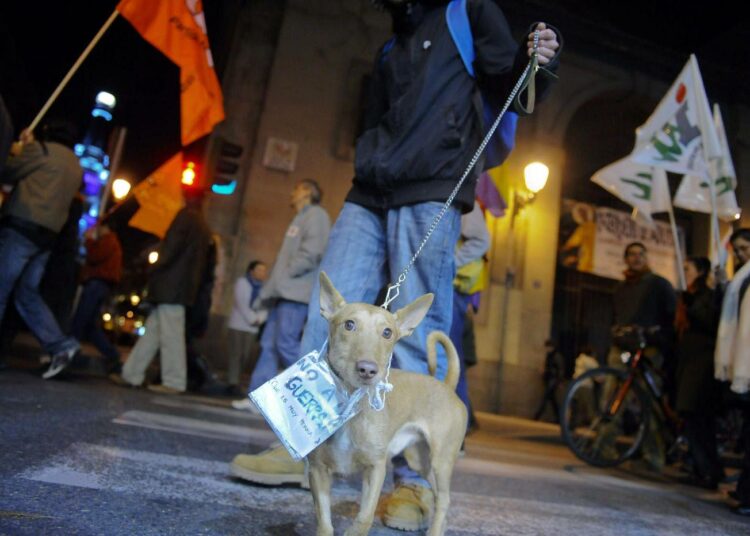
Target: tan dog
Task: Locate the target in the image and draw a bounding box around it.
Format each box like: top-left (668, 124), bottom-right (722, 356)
top-left (308, 272), bottom-right (467, 536)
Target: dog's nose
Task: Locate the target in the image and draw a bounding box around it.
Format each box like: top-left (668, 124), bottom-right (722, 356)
top-left (356, 360), bottom-right (379, 380)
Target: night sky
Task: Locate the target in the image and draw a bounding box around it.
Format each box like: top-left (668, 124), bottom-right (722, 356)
top-left (0, 1), bottom-right (229, 183)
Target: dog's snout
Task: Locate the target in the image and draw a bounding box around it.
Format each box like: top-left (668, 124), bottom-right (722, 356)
top-left (356, 360), bottom-right (378, 380)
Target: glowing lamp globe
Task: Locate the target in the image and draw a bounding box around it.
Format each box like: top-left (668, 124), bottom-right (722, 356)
top-left (524, 162), bottom-right (549, 194)
top-left (111, 178), bottom-right (131, 200)
top-left (95, 91), bottom-right (116, 110)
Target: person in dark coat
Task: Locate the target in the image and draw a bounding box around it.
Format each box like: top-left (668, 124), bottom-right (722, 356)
top-left (229, 2), bottom-right (561, 531)
top-left (69, 222), bottom-right (123, 373)
top-left (674, 256), bottom-right (723, 489)
top-left (114, 188), bottom-right (212, 393)
top-left (0, 119), bottom-right (83, 379)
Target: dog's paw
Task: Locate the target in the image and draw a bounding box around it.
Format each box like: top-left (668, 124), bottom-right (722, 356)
top-left (344, 520), bottom-right (372, 536)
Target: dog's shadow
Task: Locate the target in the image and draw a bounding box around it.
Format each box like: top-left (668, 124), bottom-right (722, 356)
top-left (261, 500), bottom-right (398, 535)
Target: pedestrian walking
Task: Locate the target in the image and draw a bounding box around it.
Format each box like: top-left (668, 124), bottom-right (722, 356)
top-left (0, 119), bottom-right (83, 378)
top-left (112, 188), bottom-right (212, 394)
top-left (69, 222), bottom-right (123, 374)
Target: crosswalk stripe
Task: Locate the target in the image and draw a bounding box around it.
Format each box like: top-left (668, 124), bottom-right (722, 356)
top-left (456, 456), bottom-right (663, 492)
top-left (17, 442), bottom-right (743, 535)
top-left (112, 410), bottom-right (276, 444)
top-left (149, 396), bottom-right (264, 422)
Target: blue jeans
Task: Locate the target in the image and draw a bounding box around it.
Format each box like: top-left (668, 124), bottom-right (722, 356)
top-left (0, 226), bottom-right (79, 356)
top-left (248, 299), bottom-right (308, 391)
top-left (70, 278), bottom-right (120, 364)
top-left (299, 202), bottom-right (461, 485)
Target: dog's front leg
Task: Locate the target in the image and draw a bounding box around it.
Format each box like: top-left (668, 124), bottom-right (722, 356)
top-left (344, 459), bottom-right (387, 536)
top-left (309, 462), bottom-right (334, 536)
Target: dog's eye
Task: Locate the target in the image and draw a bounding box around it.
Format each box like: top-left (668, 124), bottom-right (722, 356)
top-left (382, 328), bottom-right (392, 339)
top-left (344, 320), bottom-right (356, 331)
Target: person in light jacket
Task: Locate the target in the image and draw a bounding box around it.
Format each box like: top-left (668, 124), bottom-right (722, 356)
top-left (226, 260), bottom-right (268, 398)
top-left (244, 179), bottom-right (330, 393)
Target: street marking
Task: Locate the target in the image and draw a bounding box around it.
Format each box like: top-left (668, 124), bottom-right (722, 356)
top-left (0, 511), bottom-right (53, 520)
top-left (456, 457), bottom-right (665, 493)
top-left (16, 443), bottom-right (746, 535)
top-left (149, 396), bottom-right (265, 422)
top-left (112, 410), bottom-right (276, 444)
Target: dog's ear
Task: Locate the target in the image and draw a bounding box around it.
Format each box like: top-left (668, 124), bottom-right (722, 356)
top-left (394, 293), bottom-right (434, 338)
top-left (319, 271), bottom-right (346, 320)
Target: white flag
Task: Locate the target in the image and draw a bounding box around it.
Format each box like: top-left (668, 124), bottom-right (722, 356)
top-left (673, 175), bottom-right (740, 221)
top-left (632, 55), bottom-right (721, 176)
top-left (591, 158), bottom-right (671, 223)
top-left (713, 103), bottom-right (737, 188)
top-left (673, 104), bottom-right (741, 221)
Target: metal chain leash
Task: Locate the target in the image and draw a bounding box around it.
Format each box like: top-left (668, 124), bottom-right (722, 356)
top-left (381, 30), bottom-right (541, 309)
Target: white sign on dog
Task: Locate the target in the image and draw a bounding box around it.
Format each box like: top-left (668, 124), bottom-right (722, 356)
top-left (250, 349), bottom-right (364, 460)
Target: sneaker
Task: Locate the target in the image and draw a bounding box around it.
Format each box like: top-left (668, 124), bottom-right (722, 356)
top-left (382, 483), bottom-right (434, 531)
top-left (147, 384), bottom-right (183, 395)
top-left (230, 445), bottom-right (309, 488)
top-left (109, 373), bottom-right (138, 388)
top-left (42, 346), bottom-right (78, 380)
top-left (231, 398), bottom-right (260, 413)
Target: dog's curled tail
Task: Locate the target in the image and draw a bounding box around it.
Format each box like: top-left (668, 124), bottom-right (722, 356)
top-left (426, 331), bottom-right (460, 390)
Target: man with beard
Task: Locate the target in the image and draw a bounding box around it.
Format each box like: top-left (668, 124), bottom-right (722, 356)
top-left (231, 1), bottom-right (560, 530)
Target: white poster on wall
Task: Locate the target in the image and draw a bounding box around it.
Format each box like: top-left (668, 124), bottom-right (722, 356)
top-left (560, 200), bottom-right (683, 287)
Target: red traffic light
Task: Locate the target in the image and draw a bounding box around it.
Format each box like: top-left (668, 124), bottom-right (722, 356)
top-left (181, 161), bottom-right (197, 186)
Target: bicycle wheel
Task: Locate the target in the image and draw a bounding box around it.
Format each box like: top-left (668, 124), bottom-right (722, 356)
top-left (560, 367), bottom-right (651, 467)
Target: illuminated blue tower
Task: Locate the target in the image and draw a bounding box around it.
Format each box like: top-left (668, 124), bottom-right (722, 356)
top-left (74, 91), bottom-right (116, 232)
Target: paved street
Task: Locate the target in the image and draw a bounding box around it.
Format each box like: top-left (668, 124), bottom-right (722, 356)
top-left (1, 365), bottom-right (749, 536)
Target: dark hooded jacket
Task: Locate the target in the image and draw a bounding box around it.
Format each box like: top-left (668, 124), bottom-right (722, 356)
top-left (347, 0), bottom-right (561, 213)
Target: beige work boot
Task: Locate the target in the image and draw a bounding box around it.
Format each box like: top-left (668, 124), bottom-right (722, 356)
top-left (382, 483), bottom-right (434, 531)
top-left (230, 445), bottom-right (309, 489)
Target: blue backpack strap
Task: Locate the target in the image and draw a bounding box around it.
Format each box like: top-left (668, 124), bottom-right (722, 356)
top-left (446, 0), bottom-right (517, 169)
top-left (446, 0), bottom-right (475, 77)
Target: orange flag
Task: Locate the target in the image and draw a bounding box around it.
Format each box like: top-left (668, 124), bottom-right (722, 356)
top-left (116, 0), bottom-right (225, 145)
top-left (129, 153), bottom-right (185, 238)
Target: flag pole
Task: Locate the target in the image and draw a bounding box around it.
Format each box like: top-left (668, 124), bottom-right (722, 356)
top-left (666, 201), bottom-right (687, 290)
top-left (99, 126), bottom-right (128, 221)
top-left (26, 9), bottom-right (120, 133)
top-left (706, 166), bottom-right (725, 269)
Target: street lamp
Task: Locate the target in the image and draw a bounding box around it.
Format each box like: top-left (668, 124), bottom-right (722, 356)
top-left (148, 251), bottom-right (159, 264)
top-left (497, 160), bottom-right (549, 411)
top-left (111, 178), bottom-right (131, 200)
top-left (524, 162), bottom-right (549, 194)
top-left (511, 162), bottom-right (549, 224)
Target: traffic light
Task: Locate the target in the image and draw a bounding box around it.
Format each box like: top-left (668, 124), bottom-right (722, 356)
top-left (210, 137), bottom-right (243, 195)
top-left (181, 161), bottom-right (197, 186)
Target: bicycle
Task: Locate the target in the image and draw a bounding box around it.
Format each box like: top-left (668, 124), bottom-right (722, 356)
top-left (560, 325), bottom-right (683, 467)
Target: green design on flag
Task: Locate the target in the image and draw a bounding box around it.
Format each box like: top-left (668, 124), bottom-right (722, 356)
top-left (632, 55), bottom-right (720, 177)
top-left (591, 158), bottom-right (670, 224)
